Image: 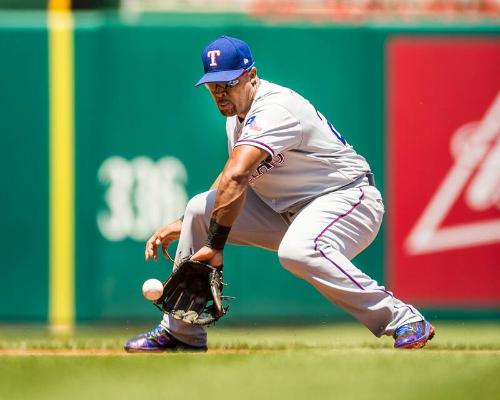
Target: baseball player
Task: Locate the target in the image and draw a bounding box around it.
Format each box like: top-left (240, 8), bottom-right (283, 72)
top-left (125, 35), bottom-right (435, 352)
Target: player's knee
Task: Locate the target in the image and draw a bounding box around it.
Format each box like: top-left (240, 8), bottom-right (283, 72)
top-left (184, 191), bottom-right (214, 220)
top-left (277, 236), bottom-right (311, 276)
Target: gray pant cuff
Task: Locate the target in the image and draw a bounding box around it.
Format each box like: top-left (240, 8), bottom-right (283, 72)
top-left (160, 314), bottom-right (208, 347)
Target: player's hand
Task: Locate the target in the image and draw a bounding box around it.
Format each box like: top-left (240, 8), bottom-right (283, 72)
top-left (145, 219), bottom-right (182, 262)
top-left (191, 246), bottom-right (223, 268)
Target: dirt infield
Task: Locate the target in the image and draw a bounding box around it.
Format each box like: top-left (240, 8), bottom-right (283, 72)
top-left (1, 347), bottom-right (499, 356)
top-left (0, 348), bottom-right (260, 356)
top-left (0, 349), bottom-right (126, 356)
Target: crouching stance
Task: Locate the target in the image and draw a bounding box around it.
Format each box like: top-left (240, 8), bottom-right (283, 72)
top-left (125, 36), bottom-right (435, 352)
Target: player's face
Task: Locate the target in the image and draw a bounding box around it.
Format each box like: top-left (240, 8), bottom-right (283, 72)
top-left (205, 68), bottom-right (258, 119)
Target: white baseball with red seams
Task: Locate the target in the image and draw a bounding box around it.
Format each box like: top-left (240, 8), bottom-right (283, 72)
top-left (159, 79), bottom-right (425, 348)
top-left (142, 279), bottom-right (163, 301)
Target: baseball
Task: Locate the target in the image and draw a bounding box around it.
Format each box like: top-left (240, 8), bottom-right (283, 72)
top-left (142, 279), bottom-right (163, 301)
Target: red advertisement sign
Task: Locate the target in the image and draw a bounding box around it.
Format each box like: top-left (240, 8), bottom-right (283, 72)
top-left (387, 37), bottom-right (500, 307)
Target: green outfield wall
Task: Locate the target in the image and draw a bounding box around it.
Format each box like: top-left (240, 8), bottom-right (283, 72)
top-left (0, 11), bottom-right (498, 323)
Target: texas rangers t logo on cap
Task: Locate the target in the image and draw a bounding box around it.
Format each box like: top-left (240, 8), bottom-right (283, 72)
top-left (207, 50), bottom-right (221, 67)
top-left (195, 36), bottom-right (255, 87)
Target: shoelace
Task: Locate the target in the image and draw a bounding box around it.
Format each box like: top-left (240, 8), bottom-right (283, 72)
top-left (395, 322), bottom-right (421, 336)
top-left (395, 323), bottom-right (419, 337)
top-left (146, 325), bottom-right (164, 338)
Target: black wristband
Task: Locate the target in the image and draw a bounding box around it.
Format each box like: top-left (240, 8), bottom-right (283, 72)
top-left (206, 219), bottom-right (231, 250)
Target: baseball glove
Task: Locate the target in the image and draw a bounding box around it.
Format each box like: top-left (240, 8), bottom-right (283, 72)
top-left (153, 259), bottom-right (230, 325)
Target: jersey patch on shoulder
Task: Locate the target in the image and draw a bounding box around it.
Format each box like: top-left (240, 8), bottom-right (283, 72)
top-left (243, 115), bottom-right (262, 132)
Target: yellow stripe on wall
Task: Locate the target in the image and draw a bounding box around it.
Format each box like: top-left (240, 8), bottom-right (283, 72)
top-left (48, 5), bottom-right (75, 333)
top-left (49, 0), bottom-right (72, 11)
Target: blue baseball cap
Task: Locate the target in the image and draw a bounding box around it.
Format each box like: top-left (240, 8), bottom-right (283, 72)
top-left (195, 36), bottom-right (254, 87)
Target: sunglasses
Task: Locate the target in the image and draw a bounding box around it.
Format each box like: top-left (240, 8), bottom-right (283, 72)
top-left (205, 69), bottom-right (250, 92)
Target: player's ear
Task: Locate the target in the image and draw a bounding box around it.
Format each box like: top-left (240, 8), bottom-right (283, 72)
top-left (250, 67), bottom-right (257, 84)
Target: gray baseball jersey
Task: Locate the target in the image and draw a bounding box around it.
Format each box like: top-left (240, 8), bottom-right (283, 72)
top-left (227, 79), bottom-right (371, 212)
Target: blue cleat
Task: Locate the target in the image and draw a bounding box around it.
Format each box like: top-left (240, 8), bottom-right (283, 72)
top-left (393, 320), bottom-right (435, 349)
top-left (124, 324), bottom-right (207, 353)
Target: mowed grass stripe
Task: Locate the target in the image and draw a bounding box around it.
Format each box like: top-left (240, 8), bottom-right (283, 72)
top-left (0, 322), bottom-right (499, 351)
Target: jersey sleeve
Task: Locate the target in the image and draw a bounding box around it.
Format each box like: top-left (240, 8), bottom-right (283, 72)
top-left (233, 104), bottom-right (302, 158)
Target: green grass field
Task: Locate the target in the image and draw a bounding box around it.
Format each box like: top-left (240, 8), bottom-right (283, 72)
top-left (1, 322), bottom-right (499, 400)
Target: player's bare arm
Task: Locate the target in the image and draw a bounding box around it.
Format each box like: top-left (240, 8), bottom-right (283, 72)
top-left (191, 144), bottom-right (268, 265)
top-left (213, 145), bottom-right (267, 225)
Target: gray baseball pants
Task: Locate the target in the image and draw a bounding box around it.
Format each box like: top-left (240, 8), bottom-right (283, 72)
top-left (161, 180), bottom-right (423, 347)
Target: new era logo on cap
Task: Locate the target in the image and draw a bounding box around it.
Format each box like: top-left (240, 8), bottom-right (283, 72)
top-left (195, 36), bottom-right (254, 86)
